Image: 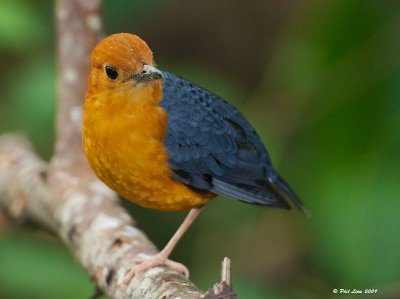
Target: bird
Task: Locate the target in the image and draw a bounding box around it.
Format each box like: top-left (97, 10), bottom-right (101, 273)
top-left (82, 33), bottom-right (309, 285)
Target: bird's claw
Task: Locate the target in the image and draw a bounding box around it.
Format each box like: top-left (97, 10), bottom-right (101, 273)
top-left (122, 254), bottom-right (190, 285)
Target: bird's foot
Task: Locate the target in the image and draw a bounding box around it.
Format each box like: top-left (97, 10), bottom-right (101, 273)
top-left (122, 253), bottom-right (189, 285)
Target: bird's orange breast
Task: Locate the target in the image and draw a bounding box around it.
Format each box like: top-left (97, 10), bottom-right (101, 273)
top-left (82, 88), bottom-right (212, 211)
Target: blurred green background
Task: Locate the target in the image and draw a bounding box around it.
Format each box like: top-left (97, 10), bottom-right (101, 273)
top-left (1, 0), bottom-right (399, 298)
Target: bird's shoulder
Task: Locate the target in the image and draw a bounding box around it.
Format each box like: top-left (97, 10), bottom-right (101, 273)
top-left (160, 71), bottom-right (272, 164)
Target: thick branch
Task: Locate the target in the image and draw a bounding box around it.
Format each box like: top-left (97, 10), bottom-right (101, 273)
top-left (0, 135), bottom-right (203, 298)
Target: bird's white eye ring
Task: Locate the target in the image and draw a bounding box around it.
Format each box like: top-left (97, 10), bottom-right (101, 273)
top-left (105, 65), bottom-right (118, 80)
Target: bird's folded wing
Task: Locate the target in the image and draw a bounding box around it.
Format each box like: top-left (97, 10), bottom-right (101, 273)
top-left (160, 71), bottom-right (293, 209)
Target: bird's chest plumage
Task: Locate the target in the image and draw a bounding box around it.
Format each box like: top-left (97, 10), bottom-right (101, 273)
top-left (82, 92), bottom-right (209, 211)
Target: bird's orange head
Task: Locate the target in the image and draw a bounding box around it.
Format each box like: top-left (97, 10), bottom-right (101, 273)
top-left (87, 33), bottom-right (162, 102)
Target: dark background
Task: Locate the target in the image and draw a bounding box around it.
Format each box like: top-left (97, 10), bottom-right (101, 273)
top-left (0, 1), bottom-right (399, 298)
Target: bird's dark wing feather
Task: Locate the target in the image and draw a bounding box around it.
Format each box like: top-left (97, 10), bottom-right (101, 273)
top-left (160, 71), bottom-right (309, 215)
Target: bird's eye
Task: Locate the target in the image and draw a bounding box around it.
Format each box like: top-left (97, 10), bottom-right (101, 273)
top-left (105, 65), bottom-right (118, 80)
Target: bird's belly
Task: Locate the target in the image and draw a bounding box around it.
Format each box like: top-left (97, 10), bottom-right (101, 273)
top-left (83, 110), bottom-right (210, 211)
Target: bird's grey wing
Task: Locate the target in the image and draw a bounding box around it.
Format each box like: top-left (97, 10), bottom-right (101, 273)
top-left (160, 71), bottom-right (309, 214)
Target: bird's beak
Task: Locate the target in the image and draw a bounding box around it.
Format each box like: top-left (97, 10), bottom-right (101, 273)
top-left (133, 65), bottom-right (163, 82)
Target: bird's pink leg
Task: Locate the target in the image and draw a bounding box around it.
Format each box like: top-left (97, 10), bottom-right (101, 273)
top-left (122, 205), bottom-right (205, 284)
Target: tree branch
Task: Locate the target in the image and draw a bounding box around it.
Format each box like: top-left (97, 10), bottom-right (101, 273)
top-left (0, 135), bottom-right (204, 298)
top-left (0, 0), bottom-right (237, 298)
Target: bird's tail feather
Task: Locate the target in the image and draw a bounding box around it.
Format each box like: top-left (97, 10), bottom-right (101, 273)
top-left (270, 172), bottom-right (311, 217)
top-left (212, 173), bottom-right (310, 217)
top-left (212, 178), bottom-right (292, 210)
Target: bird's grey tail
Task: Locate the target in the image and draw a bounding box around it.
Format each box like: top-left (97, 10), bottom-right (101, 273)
top-left (212, 172), bottom-right (310, 217)
top-left (269, 172), bottom-right (311, 217)
top-left (212, 178), bottom-right (292, 209)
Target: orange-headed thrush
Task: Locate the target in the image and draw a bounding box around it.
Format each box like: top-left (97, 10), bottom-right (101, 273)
top-left (83, 33), bottom-right (309, 284)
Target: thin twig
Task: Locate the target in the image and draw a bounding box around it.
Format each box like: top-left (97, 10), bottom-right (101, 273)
top-left (202, 258), bottom-right (237, 299)
top-left (222, 257), bottom-right (231, 286)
